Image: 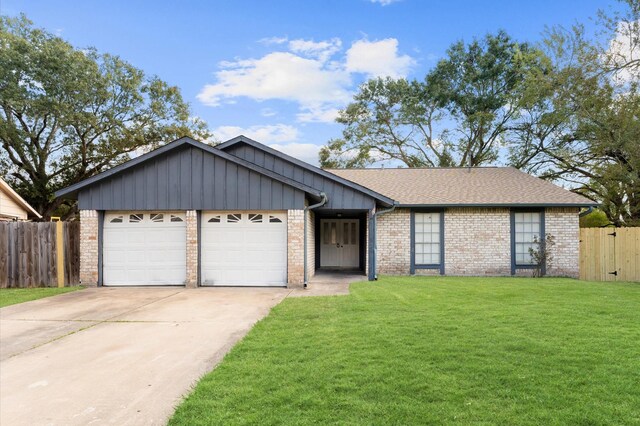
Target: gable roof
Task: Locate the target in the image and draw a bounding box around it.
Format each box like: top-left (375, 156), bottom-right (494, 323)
top-left (55, 137), bottom-right (324, 201)
top-left (217, 135), bottom-right (395, 206)
top-left (0, 178), bottom-right (42, 218)
top-left (327, 167), bottom-right (596, 207)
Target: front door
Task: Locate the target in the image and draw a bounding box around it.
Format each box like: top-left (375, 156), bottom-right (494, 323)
top-left (320, 219), bottom-right (359, 268)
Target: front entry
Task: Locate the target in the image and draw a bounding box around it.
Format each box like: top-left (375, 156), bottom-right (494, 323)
top-left (320, 219), bottom-right (360, 268)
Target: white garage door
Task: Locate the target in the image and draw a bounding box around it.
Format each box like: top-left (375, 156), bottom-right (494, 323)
top-left (201, 212), bottom-right (287, 286)
top-left (103, 212), bottom-right (187, 286)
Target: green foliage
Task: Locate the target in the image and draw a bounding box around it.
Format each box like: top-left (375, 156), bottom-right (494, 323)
top-left (323, 2), bottom-right (640, 227)
top-left (170, 276), bottom-right (640, 425)
top-left (0, 286), bottom-right (83, 308)
top-left (579, 209), bottom-right (612, 228)
top-left (529, 233), bottom-right (556, 277)
top-left (508, 5), bottom-right (640, 226)
top-left (320, 32), bottom-right (545, 168)
top-left (0, 15), bottom-right (211, 219)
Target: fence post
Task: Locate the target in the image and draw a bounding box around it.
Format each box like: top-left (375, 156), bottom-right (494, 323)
top-left (52, 217), bottom-right (64, 288)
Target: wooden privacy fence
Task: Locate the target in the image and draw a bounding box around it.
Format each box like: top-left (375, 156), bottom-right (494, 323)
top-left (0, 221), bottom-right (80, 288)
top-left (579, 227), bottom-right (640, 282)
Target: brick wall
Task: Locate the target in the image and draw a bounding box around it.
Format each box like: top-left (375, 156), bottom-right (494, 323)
top-left (545, 207), bottom-right (580, 278)
top-left (185, 210), bottom-right (198, 287)
top-left (79, 210), bottom-right (99, 286)
top-left (445, 208), bottom-right (512, 275)
top-left (306, 209), bottom-right (315, 280)
top-left (374, 207), bottom-right (579, 278)
top-left (287, 209), bottom-right (304, 287)
top-left (376, 208), bottom-right (411, 274)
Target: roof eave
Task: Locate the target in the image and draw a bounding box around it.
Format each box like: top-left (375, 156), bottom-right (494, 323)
top-left (55, 137), bottom-right (325, 200)
top-left (217, 135), bottom-right (395, 207)
top-left (0, 179), bottom-right (42, 218)
top-left (396, 202), bottom-right (599, 208)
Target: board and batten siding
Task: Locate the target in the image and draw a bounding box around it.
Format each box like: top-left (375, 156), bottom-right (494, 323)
top-left (225, 144), bottom-right (376, 211)
top-left (78, 146), bottom-right (306, 211)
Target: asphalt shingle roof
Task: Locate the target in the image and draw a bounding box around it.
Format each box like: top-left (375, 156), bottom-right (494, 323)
top-left (326, 167), bottom-right (595, 207)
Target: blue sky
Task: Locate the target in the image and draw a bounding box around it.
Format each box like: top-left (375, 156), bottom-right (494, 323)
top-left (1, 0), bottom-right (624, 164)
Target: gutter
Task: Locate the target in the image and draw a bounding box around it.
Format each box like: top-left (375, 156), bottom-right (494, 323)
top-left (304, 192), bottom-right (328, 288)
top-left (371, 202), bottom-right (399, 280)
top-left (579, 206), bottom-right (594, 217)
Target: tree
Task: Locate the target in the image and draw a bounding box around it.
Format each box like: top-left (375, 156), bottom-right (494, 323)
top-left (508, 1), bottom-right (640, 226)
top-left (0, 15), bottom-right (211, 220)
top-left (320, 32), bottom-right (544, 168)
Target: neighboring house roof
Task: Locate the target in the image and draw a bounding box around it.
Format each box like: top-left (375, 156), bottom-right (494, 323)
top-left (327, 167), bottom-right (596, 207)
top-left (0, 178), bottom-right (42, 219)
top-left (55, 137), bottom-right (324, 201)
top-left (217, 135), bottom-right (395, 207)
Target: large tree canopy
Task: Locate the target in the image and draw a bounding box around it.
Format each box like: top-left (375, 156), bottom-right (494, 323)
top-left (319, 31), bottom-right (544, 168)
top-left (321, 1), bottom-right (640, 226)
top-left (508, 1), bottom-right (640, 226)
top-left (0, 15), bottom-right (211, 219)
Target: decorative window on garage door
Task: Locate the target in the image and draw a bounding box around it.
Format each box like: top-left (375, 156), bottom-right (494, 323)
top-left (104, 212), bottom-right (186, 225)
top-left (203, 212), bottom-right (286, 225)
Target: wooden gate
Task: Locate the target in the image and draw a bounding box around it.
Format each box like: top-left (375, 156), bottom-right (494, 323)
top-left (579, 227), bottom-right (640, 282)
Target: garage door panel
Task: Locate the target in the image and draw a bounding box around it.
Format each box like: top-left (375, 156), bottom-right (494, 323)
top-left (103, 212), bottom-right (187, 286)
top-left (201, 212), bottom-right (287, 287)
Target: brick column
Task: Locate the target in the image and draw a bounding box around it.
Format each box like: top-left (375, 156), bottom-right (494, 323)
top-left (185, 210), bottom-right (198, 288)
top-left (79, 210), bottom-right (99, 287)
top-left (287, 209), bottom-right (304, 288)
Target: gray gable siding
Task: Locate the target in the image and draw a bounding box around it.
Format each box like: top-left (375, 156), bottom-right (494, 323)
top-left (78, 145), bottom-right (305, 210)
top-left (225, 144), bottom-right (375, 210)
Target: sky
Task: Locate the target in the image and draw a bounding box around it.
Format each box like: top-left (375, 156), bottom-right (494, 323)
top-left (0, 0), bottom-right (626, 165)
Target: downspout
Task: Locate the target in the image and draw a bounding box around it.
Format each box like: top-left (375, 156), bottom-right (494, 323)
top-left (371, 202), bottom-right (399, 280)
top-left (304, 192), bottom-right (328, 288)
top-left (579, 206), bottom-right (594, 217)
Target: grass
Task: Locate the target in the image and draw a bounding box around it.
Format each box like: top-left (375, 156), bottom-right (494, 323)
top-left (0, 286), bottom-right (83, 308)
top-left (170, 277), bottom-right (640, 425)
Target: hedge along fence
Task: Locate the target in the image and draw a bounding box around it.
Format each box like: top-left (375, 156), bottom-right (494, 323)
top-left (0, 221), bottom-right (80, 288)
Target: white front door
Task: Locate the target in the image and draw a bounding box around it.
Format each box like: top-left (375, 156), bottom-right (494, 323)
top-left (320, 219), bottom-right (359, 268)
top-left (201, 212), bottom-right (287, 286)
top-left (103, 212), bottom-right (187, 286)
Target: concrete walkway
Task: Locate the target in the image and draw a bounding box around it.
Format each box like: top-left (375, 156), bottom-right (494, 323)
top-left (289, 271), bottom-right (367, 297)
top-left (0, 274), bottom-right (362, 425)
top-left (0, 287), bottom-right (289, 426)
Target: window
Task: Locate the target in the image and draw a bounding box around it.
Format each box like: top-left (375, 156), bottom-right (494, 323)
top-left (170, 215), bottom-right (184, 223)
top-left (150, 213), bottom-right (164, 223)
top-left (269, 215), bottom-right (282, 223)
top-left (413, 212), bottom-right (442, 266)
top-left (248, 213), bottom-right (263, 223)
top-left (513, 211), bottom-right (542, 265)
top-left (129, 213), bottom-right (143, 223)
top-left (109, 216), bottom-right (123, 223)
top-left (227, 213), bottom-right (241, 223)
top-left (208, 215), bottom-right (221, 223)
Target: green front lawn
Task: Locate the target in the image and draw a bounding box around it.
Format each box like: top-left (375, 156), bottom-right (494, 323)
top-left (170, 277), bottom-right (640, 425)
top-left (0, 286), bottom-right (83, 308)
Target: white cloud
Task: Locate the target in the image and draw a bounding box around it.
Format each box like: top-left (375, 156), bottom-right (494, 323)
top-left (608, 20), bottom-right (640, 85)
top-left (345, 38), bottom-right (415, 78)
top-left (198, 37), bottom-right (415, 123)
top-left (288, 38), bottom-right (342, 62)
top-left (369, 0), bottom-right (402, 5)
top-left (213, 124), bottom-right (299, 144)
top-left (296, 106), bottom-right (341, 123)
top-left (269, 143), bottom-right (321, 165)
top-left (197, 51), bottom-right (352, 108)
top-left (259, 36), bottom-right (288, 45)
top-left (260, 108), bottom-right (278, 117)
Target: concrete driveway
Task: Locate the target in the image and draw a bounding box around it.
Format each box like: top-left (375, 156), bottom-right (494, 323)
top-left (0, 287), bottom-right (290, 426)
